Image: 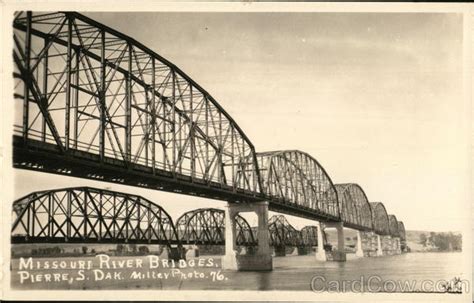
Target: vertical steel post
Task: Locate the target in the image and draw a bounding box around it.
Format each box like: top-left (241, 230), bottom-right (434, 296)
top-left (162, 73), bottom-right (167, 170)
top-left (65, 15), bottom-right (72, 150)
top-left (136, 201), bottom-right (141, 239)
top-left (241, 138), bottom-right (245, 189)
top-left (31, 203), bottom-right (35, 237)
top-left (190, 85), bottom-right (195, 179)
top-left (22, 11), bottom-right (32, 143)
top-left (99, 30), bottom-right (106, 160)
top-left (66, 191), bottom-right (71, 239)
top-left (48, 193), bottom-right (52, 238)
top-left (151, 58), bottom-right (156, 173)
top-left (99, 192), bottom-right (103, 240)
top-left (218, 111), bottom-right (222, 183)
top-left (74, 49), bottom-right (79, 149)
top-left (41, 38), bottom-right (48, 142)
top-left (84, 190), bottom-right (88, 238)
top-left (178, 115), bottom-right (182, 174)
top-left (231, 128), bottom-right (234, 188)
top-left (205, 99), bottom-right (209, 177)
top-left (26, 206), bottom-right (31, 238)
top-left (171, 70), bottom-right (176, 174)
top-left (124, 199), bottom-right (129, 240)
top-left (126, 43), bottom-right (132, 163)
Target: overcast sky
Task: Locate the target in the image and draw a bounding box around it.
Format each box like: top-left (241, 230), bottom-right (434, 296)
top-left (14, 12), bottom-right (468, 232)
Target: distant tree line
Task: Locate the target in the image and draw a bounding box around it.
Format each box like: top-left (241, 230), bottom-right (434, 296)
top-left (419, 232), bottom-right (462, 251)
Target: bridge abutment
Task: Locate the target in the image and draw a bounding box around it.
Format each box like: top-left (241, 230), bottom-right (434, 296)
top-left (222, 201), bottom-right (272, 271)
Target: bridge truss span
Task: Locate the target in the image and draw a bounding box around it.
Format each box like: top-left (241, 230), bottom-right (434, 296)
top-left (256, 150), bottom-right (339, 222)
top-left (369, 202), bottom-right (390, 236)
top-left (11, 187), bottom-right (178, 246)
top-left (300, 225), bottom-right (325, 247)
top-left (388, 214), bottom-right (400, 238)
top-left (13, 11), bottom-right (262, 202)
top-left (175, 208), bottom-right (256, 246)
top-left (268, 215), bottom-right (303, 247)
top-left (335, 183), bottom-right (372, 231)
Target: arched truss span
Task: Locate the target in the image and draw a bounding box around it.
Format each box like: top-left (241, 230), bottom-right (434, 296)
top-left (12, 12), bottom-right (261, 200)
top-left (369, 202), bottom-right (390, 236)
top-left (11, 187), bottom-right (178, 246)
top-left (397, 221), bottom-right (406, 242)
top-left (256, 150), bottom-right (339, 221)
top-left (334, 183), bottom-right (372, 231)
top-left (268, 215), bottom-right (303, 247)
top-left (388, 214), bottom-right (399, 237)
top-left (175, 208), bottom-right (256, 246)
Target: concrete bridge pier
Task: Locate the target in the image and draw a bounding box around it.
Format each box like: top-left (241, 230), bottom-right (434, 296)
top-left (395, 237), bottom-right (402, 254)
top-left (222, 201), bottom-right (272, 271)
top-left (325, 222), bottom-right (346, 262)
top-left (355, 230), bottom-right (364, 257)
top-left (315, 221), bottom-right (326, 261)
top-left (386, 236), bottom-right (396, 255)
top-left (376, 234), bottom-right (383, 256)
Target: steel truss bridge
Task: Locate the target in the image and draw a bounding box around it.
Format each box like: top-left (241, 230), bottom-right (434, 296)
top-left (12, 187), bottom-right (405, 248)
top-left (12, 11), bottom-right (406, 246)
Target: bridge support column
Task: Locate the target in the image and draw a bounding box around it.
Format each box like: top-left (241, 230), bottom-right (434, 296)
top-left (256, 202), bottom-right (270, 256)
top-left (325, 222), bottom-right (346, 262)
top-left (355, 230), bottom-right (364, 257)
top-left (315, 222), bottom-right (326, 261)
top-left (222, 201), bottom-right (272, 271)
top-left (222, 204), bottom-right (238, 270)
top-left (376, 234), bottom-right (383, 256)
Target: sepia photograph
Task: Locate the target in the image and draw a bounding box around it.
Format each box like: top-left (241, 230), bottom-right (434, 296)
top-left (1, 2), bottom-right (472, 302)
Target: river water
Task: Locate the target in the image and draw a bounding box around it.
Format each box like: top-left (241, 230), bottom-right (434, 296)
top-left (11, 252), bottom-right (465, 293)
